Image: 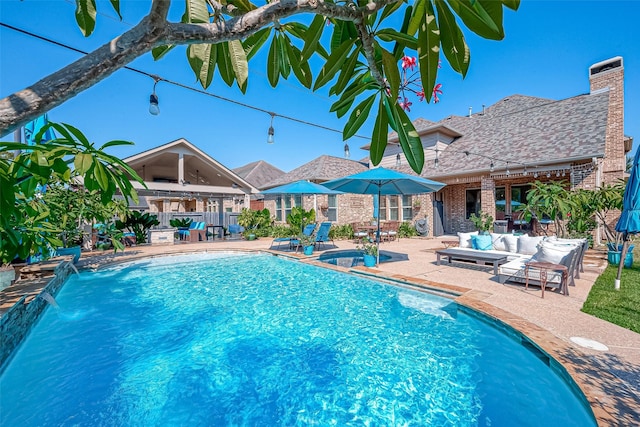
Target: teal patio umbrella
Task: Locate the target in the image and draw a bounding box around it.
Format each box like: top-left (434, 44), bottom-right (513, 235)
top-left (261, 180), bottom-right (342, 231)
top-left (614, 148), bottom-right (640, 290)
top-left (323, 167), bottom-right (446, 265)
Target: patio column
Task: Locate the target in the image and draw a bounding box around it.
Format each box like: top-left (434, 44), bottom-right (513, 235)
top-left (178, 153), bottom-right (184, 184)
top-left (481, 176), bottom-right (496, 219)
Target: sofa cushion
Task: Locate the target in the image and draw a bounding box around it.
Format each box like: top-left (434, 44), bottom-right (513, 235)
top-left (531, 241), bottom-right (576, 265)
top-left (457, 231), bottom-right (478, 248)
top-left (490, 233), bottom-right (507, 251)
top-left (517, 235), bottom-right (545, 255)
top-left (471, 234), bottom-right (493, 250)
top-left (503, 234), bottom-right (519, 253)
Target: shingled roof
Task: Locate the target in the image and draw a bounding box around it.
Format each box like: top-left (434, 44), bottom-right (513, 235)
top-left (416, 91), bottom-right (610, 177)
top-left (262, 155), bottom-right (368, 189)
top-left (233, 160), bottom-right (285, 190)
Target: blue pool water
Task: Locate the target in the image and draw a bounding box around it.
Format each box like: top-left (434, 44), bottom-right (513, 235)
top-left (318, 250), bottom-right (391, 267)
top-left (1, 253), bottom-right (595, 426)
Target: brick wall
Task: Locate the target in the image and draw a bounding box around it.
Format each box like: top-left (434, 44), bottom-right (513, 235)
top-left (589, 57), bottom-right (625, 183)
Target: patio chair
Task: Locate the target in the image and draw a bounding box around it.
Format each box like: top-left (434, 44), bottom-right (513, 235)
top-left (178, 221), bottom-right (198, 241)
top-left (189, 222), bottom-right (206, 242)
top-left (227, 224), bottom-right (244, 240)
top-left (288, 223), bottom-right (317, 252)
top-left (381, 221), bottom-right (399, 242)
top-left (352, 222), bottom-right (369, 243)
top-left (313, 222), bottom-right (334, 250)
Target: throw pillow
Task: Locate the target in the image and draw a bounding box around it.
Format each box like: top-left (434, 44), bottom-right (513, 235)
top-left (457, 231), bottom-right (478, 249)
top-left (532, 241), bottom-right (576, 265)
top-left (503, 234), bottom-right (519, 253)
top-left (490, 233), bottom-right (507, 251)
top-left (472, 234), bottom-right (493, 251)
top-left (517, 235), bottom-right (545, 255)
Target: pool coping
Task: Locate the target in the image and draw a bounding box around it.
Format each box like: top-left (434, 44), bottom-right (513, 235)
top-left (1, 248), bottom-right (638, 425)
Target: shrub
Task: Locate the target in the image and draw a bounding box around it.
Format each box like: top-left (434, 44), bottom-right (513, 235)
top-left (398, 221), bottom-right (418, 238)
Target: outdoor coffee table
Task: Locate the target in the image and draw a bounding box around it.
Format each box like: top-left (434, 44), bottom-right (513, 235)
top-left (435, 248), bottom-right (509, 275)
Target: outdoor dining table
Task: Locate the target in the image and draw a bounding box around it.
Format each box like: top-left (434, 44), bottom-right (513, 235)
top-left (357, 225), bottom-right (380, 242)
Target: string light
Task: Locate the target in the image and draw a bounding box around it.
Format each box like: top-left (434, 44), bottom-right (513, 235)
top-left (267, 113), bottom-right (275, 144)
top-left (149, 77), bottom-right (160, 115)
top-left (344, 143), bottom-right (350, 158)
top-left (395, 153), bottom-right (401, 167)
top-left (489, 160), bottom-right (495, 172)
top-left (523, 165), bottom-right (528, 176)
top-left (434, 148), bottom-right (439, 168)
top-left (506, 162), bottom-right (510, 177)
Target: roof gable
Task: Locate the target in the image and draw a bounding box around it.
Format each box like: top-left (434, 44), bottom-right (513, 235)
top-left (263, 155), bottom-right (368, 188)
top-left (233, 160), bottom-right (286, 189)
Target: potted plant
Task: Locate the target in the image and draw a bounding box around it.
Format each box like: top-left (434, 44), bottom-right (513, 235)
top-left (298, 234), bottom-right (315, 255)
top-left (469, 211), bottom-right (494, 235)
top-left (238, 208), bottom-right (271, 240)
top-left (357, 242), bottom-right (378, 267)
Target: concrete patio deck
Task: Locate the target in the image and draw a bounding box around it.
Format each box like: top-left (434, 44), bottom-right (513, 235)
top-left (2, 235), bottom-right (639, 425)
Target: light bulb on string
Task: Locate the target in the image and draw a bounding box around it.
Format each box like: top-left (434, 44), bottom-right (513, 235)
top-left (267, 113), bottom-right (275, 144)
top-left (149, 77), bottom-right (160, 115)
top-left (344, 143), bottom-right (350, 158)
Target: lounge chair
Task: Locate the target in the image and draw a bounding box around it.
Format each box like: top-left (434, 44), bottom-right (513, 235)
top-left (288, 223), bottom-right (317, 252)
top-left (189, 222), bottom-right (206, 242)
top-left (313, 222), bottom-right (334, 250)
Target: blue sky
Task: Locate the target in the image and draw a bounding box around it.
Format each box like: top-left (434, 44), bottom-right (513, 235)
top-left (1, 0), bottom-right (638, 172)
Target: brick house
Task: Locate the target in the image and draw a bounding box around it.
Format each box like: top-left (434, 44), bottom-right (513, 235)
top-left (372, 56), bottom-right (632, 238)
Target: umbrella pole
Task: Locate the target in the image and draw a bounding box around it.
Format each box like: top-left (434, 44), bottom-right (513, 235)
top-left (376, 187), bottom-right (381, 266)
top-left (615, 233), bottom-right (628, 290)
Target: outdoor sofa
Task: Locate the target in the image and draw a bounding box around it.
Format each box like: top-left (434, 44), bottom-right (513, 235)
top-left (451, 231), bottom-right (588, 292)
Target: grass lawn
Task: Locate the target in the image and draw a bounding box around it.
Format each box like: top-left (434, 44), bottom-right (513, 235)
top-left (582, 249), bottom-right (640, 334)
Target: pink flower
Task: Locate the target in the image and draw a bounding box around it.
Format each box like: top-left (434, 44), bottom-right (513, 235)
top-left (416, 90), bottom-right (425, 102)
top-left (432, 83), bottom-right (443, 103)
top-left (438, 59), bottom-right (442, 69)
top-left (401, 56), bottom-right (417, 71)
top-left (399, 97), bottom-right (412, 111)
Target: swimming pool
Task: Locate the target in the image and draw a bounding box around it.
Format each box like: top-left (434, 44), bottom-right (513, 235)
top-left (1, 253), bottom-right (595, 426)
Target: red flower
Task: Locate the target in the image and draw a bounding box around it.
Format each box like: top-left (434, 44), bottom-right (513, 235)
top-left (416, 90), bottom-right (425, 102)
top-left (399, 97), bottom-right (412, 111)
top-left (432, 83), bottom-right (443, 103)
top-left (401, 56), bottom-right (417, 71)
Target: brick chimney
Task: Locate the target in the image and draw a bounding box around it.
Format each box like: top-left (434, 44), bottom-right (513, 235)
top-left (589, 56), bottom-right (624, 182)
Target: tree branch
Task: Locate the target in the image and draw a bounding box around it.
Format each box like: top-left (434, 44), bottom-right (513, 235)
top-left (355, 21), bottom-right (386, 90)
top-left (0, 0), bottom-right (399, 136)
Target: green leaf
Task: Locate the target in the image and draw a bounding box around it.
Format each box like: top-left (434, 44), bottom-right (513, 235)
top-left (330, 78), bottom-right (374, 115)
top-left (74, 153), bottom-right (93, 174)
top-left (417, 0), bottom-right (440, 102)
top-left (447, 0), bottom-right (504, 40)
top-left (330, 49), bottom-right (361, 96)
top-left (382, 95), bottom-right (397, 131)
top-left (381, 48), bottom-right (400, 101)
top-left (228, 40), bottom-right (249, 92)
top-left (63, 123), bottom-right (92, 148)
top-left (314, 39), bottom-right (355, 90)
top-left (267, 35), bottom-right (280, 87)
top-left (93, 162), bottom-right (109, 191)
top-left (184, 0), bottom-right (209, 23)
top-left (331, 21), bottom-right (358, 52)
top-left (108, 0), bottom-right (122, 19)
top-left (393, 103), bottom-right (424, 173)
top-left (408, 0), bottom-right (426, 35)
top-left (243, 28), bottom-right (271, 61)
top-left (435, 0), bottom-right (470, 77)
top-left (376, 29), bottom-right (418, 50)
top-left (75, 0), bottom-right (97, 37)
top-left (286, 43), bottom-right (312, 88)
top-left (343, 94), bottom-right (376, 140)
top-left (99, 140), bottom-right (134, 150)
top-left (301, 15), bottom-right (325, 61)
top-left (230, 0), bottom-right (256, 13)
top-left (277, 34), bottom-right (291, 79)
top-left (379, 1), bottom-right (405, 24)
top-left (152, 45), bottom-right (175, 61)
top-left (370, 98), bottom-right (389, 166)
top-left (501, 0), bottom-right (521, 11)
top-left (188, 44), bottom-right (217, 88)
top-left (216, 42), bottom-right (235, 87)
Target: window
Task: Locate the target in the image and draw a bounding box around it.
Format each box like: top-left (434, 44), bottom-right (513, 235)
top-left (294, 195), bottom-right (302, 207)
top-left (466, 189), bottom-right (481, 219)
top-left (389, 196), bottom-right (399, 220)
top-left (284, 196), bottom-right (293, 221)
top-left (379, 196), bottom-right (387, 220)
top-left (275, 197), bottom-right (283, 221)
top-left (494, 187), bottom-right (506, 219)
top-left (511, 185), bottom-right (531, 205)
top-left (402, 195), bottom-right (413, 220)
top-left (327, 195), bottom-right (337, 222)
